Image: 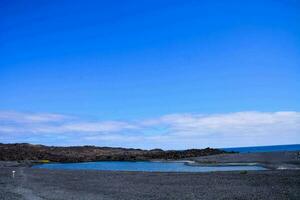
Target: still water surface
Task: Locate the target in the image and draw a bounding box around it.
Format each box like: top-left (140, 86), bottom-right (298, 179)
top-left (33, 161), bottom-right (267, 172)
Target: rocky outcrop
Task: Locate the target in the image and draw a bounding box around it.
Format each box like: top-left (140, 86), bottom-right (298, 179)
top-left (0, 143), bottom-right (227, 162)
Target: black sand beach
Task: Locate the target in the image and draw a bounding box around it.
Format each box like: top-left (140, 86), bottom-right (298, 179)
top-left (191, 151), bottom-right (300, 169)
top-left (1, 166), bottom-right (300, 200)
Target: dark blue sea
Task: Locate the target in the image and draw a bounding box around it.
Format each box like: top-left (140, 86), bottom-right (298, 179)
top-left (222, 144), bottom-right (300, 153)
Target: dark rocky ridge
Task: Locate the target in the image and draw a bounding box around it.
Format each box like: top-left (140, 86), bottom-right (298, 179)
top-left (0, 143), bottom-right (227, 162)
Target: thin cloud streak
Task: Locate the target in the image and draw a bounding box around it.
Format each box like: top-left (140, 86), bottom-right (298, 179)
top-left (0, 111), bottom-right (71, 123)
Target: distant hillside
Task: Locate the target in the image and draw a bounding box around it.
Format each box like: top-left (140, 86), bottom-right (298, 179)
top-left (0, 143), bottom-right (227, 162)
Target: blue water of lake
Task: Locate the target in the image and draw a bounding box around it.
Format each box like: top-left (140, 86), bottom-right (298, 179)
top-left (32, 161), bottom-right (267, 172)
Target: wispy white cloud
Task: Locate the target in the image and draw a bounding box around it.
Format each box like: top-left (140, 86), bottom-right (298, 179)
top-left (0, 111), bottom-right (299, 149)
top-left (59, 121), bottom-right (138, 133)
top-left (145, 111), bottom-right (300, 136)
top-left (0, 111), bottom-right (70, 123)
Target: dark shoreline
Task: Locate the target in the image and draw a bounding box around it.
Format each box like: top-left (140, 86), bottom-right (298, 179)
top-left (1, 166), bottom-right (300, 200)
top-left (189, 151), bottom-right (300, 170)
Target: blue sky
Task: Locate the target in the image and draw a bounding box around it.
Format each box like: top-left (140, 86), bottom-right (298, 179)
top-left (0, 0), bottom-right (300, 149)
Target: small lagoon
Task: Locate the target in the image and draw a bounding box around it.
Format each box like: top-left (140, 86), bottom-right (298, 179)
top-left (32, 161), bottom-right (267, 172)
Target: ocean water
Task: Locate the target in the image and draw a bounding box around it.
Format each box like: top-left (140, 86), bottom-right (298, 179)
top-left (32, 161), bottom-right (267, 172)
top-left (222, 144), bottom-right (300, 153)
